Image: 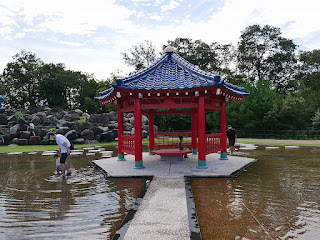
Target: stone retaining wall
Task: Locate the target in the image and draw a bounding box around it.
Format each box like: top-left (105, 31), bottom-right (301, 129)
top-left (0, 108), bottom-right (157, 145)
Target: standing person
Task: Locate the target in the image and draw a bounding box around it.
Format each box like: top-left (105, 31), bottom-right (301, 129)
top-left (48, 132), bottom-right (72, 178)
top-left (28, 122), bottom-right (36, 136)
top-left (178, 135), bottom-right (188, 158)
top-left (226, 125), bottom-right (237, 155)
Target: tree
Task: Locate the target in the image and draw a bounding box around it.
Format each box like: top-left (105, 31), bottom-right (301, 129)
top-left (38, 63), bottom-right (88, 109)
top-left (237, 24), bottom-right (297, 92)
top-left (297, 49), bottom-right (320, 112)
top-left (122, 40), bottom-right (157, 71)
top-left (1, 51), bottom-right (43, 108)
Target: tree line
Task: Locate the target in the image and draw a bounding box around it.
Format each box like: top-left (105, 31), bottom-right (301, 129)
top-left (1, 24), bottom-right (320, 134)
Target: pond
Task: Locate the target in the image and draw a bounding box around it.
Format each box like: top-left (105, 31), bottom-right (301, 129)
top-left (191, 146), bottom-right (320, 239)
top-left (0, 147), bottom-right (147, 239)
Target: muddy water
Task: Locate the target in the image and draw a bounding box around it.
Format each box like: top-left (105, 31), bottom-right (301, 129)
top-left (191, 146), bottom-right (320, 240)
top-left (0, 148), bottom-right (146, 239)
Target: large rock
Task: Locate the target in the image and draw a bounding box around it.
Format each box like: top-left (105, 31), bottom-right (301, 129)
top-left (29, 136), bottom-right (42, 145)
top-left (0, 114), bottom-right (7, 125)
top-left (8, 115), bottom-right (18, 124)
top-left (10, 124), bottom-right (20, 136)
top-left (19, 139), bottom-right (28, 145)
top-left (58, 126), bottom-right (70, 135)
top-left (65, 130), bottom-right (77, 141)
top-left (72, 109), bottom-right (83, 116)
top-left (91, 126), bottom-right (103, 136)
top-left (142, 115), bottom-right (148, 124)
top-left (108, 112), bottom-right (117, 121)
top-left (124, 122), bottom-right (132, 131)
top-left (99, 113), bottom-right (109, 125)
top-left (142, 130), bottom-right (148, 139)
top-left (63, 113), bottom-right (72, 121)
top-left (19, 131), bottom-right (31, 139)
top-left (99, 131), bottom-right (114, 142)
top-left (89, 114), bottom-right (99, 123)
top-left (11, 138), bottom-right (19, 144)
top-left (36, 128), bottom-right (48, 138)
top-left (46, 115), bottom-right (58, 125)
top-left (55, 112), bottom-right (63, 120)
top-left (70, 112), bottom-right (80, 121)
top-left (72, 138), bottom-right (85, 144)
top-left (31, 115), bottom-right (41, 125)
top-left (36, 112), bottom-right (46, 123)
top-left (18, 118), bottom-right (28, 126)
top-left (80, 129), bottom-right (94, 140)
top-left (3, 135), bottom-right (10, 144)
top-left (82, 113), bottom-right (90, 121)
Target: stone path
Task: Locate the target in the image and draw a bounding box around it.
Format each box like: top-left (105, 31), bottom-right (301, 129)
top-left (93, 152), bottom-right (256, 239)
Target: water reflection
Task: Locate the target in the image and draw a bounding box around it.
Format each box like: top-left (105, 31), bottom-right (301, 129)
top-left (191, 146), bottom-right (320, 239)
top-left (0, 149), bottom-right (146, 239)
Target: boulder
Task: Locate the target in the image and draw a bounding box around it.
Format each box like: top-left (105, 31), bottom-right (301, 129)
top-left (142, 130), bottom-right (148, 139)
top-left (63, 113), bottom-right (72, 121)
top-left (19, 139), bottom-right (28, 145)
top-left (37, 128), bottom-right (48, 138)
top-left (31, 115), bottom-right (41, 125)
top-left (85, 139), bottom-right (99, 144)
top-left (29, 136), bottom-right (42, 145)
top-left (10, 124), bottom-right (20, 136)
top-left (99, 113), bottom-right (109, 125)
top-left (99, 131), bottom-right (115, 142)
top-left (58, 126), bottom-right (70, 135)
top-left (70, 112), bottom-right (80, 121)
top-left (65, 130), bottom-right (77, 141)
top-left (124, 122), bottom-right (132, 131)
top-left (55, 112), bottom-right (63, 120)
top-left (89, 114), bottom-right (99, 123)
top-left (91, 126), bottom-right (103, 136)
top-left (80, 129), bottom-right (94, 140)
top-left (72, 109), bottom-right (83, 116)
top-left (107, 112), bottom-right (117, 121)
top-left (82, 112), bottom-right (90, 121)
top-left (11, 137), bottom-right (19, 144)
top-left (17, 118), bottom-right (28, 126)
top-left (46, 115), bottom-right (58, 125)
top-left (72, 138), bottom-right (85, 144)
top-left (0, 114), bottom-right (8, 125)
top-left (128, 117), bottom-right (135, 125)
top-left (3, 135), bottom-right (10, 144)
top-left (99, 126), bottom-right (109, 132)
top-left (0, 109), bottom-right (5, 114)
top-left (19, 131), bottom-right (31, 139)
top-left (112, 129), bottom-right (118, 139)
top-left (142, 115), bottom-right (149, 124)
top-left (36, 112), bottom-right (46, 123)
top-left (8, 115), bottom-right (18, 124)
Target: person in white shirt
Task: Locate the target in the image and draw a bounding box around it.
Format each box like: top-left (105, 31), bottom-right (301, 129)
top-left (48, 132), bottom-right (71, 178)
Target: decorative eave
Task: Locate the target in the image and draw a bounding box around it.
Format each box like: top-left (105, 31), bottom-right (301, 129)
top-left (95, 47), bottom-right (249, 104)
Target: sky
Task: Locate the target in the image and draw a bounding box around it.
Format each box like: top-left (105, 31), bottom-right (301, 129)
top-left (0, 0), bottom-right (319, 80)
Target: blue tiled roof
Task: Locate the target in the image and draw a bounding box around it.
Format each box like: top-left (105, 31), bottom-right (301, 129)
top-left (96, 51), bottom-right (249, 100)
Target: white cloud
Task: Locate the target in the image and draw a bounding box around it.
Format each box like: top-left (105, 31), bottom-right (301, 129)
top-left (161, 0), bottom-right (180, 11)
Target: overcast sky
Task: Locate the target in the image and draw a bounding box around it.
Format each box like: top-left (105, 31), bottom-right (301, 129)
top-left (0, 0), bottom-right (319, 80)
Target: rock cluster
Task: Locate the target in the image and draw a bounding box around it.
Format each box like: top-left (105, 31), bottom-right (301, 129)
top-left (0, 108), bottom-right (156, 145)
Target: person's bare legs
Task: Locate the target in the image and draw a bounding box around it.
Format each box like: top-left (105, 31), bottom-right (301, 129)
top-left (61, 163), bottom-right (70, 176)
top-left (230, 146), bottom-right (235, 155)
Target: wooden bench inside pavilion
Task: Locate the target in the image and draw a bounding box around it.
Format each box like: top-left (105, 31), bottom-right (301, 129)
top-left (96, 46), bottom-right (249, 169)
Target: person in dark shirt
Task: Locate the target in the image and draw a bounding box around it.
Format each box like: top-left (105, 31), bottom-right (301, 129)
top-left (226, 125), bottom-right (237, 155)
top-left (178, 135), bottom-right (188, 158)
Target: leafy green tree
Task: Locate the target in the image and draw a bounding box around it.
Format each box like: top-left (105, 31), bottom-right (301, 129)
top-left (38, 63), bottom-right (88, 109)
top-left (122, 40), bottom-right (158, 71)
top-left (237, 24), bottom-right (297, 92)
top-left (311, 109), bottom-right (320, 130)
top-left (1, 51), bottom-right (43, 108)
top-left (297, 49), bottom-right (320, 112)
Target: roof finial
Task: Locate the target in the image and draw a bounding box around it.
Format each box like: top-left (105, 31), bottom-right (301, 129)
top-left (163, 45), bottom-right (176, 53)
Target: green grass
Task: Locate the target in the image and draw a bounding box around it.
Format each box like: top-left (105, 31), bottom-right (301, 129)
top-left (0, 142), bottom-right (119, 153)
top-left (238, 141), bottom-right (320, 147)
top-left (0, 140), bottom-right (150, 153)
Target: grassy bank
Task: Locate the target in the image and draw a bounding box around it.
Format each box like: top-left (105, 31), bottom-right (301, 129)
top-left (0, 140), bottom-right (150, 153)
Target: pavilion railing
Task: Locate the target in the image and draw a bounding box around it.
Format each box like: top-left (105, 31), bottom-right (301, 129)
top-left (154, 132), bottom-right (192, 148)
top-left (206, 133), bottom-right (222, 154)
top-left (122, 135), bottom-right (135, 155)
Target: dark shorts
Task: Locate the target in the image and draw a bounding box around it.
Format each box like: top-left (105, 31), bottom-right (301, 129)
top-left (229, 140), bottom-right (235, 147)
top-left (60, 153), bottom-right (68, 163)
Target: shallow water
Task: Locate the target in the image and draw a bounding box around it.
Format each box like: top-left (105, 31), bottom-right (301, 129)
top-left (0, 148), bottom-right (146, 239)
top-left (191, 146), bottom-right (320, 240)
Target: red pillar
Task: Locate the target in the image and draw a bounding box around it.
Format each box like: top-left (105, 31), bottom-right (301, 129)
top-left (148, 109), bottom-right (155, 154)
top-left (191, 108), bottom-right (198, 154)
top-left (117, 100), bottom-right (125, 160)
top-left (197, 95), bottom-right (207, 168)
top-left (134, 97), bottom-right (144, 168)
top-left (220, 100), bottom-right (228, 160)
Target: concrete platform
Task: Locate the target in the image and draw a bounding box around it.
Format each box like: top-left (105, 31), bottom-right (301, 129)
top-left (93, 152), bottom-right (256, 240)
top-left (93, 152), bottom-right (256, 178)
